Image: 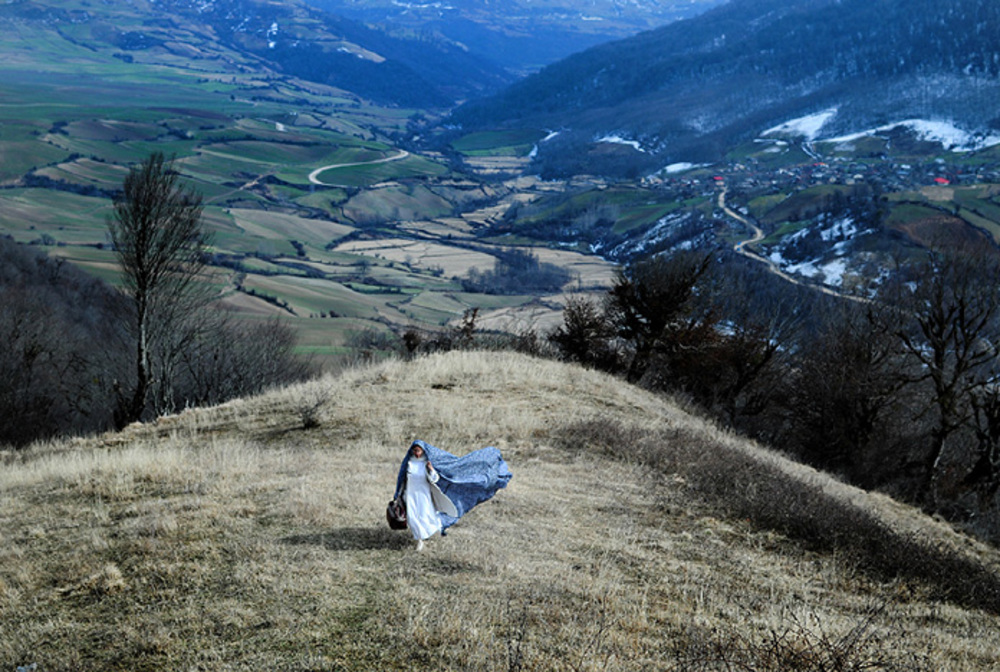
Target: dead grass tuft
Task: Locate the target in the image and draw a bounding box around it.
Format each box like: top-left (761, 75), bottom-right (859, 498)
top-left (673, 602), bottom-right (933, 671)
top-left (59, 563), bottom-right (128, 599)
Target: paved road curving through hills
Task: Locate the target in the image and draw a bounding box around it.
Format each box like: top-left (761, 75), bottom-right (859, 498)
top-left (308, 150), bottom-right (410, 186)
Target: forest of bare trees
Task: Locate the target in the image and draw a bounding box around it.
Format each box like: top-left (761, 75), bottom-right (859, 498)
top-left (549, 243), bottom-right (1000, 540)
top-left (0, 154), bottom-right (313, 448)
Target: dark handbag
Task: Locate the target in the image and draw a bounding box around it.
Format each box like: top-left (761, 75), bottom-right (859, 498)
top-left (386, 496), bottom-right (407, 530)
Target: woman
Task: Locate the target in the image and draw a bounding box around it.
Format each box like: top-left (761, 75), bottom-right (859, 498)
top-left (401, 441), bottom-right (443, 550)
top-left (394, 439), bottom-right (512, 551)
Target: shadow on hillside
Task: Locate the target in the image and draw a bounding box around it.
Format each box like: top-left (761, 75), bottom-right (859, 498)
top-left (281, 527), bottom-right (411, 552)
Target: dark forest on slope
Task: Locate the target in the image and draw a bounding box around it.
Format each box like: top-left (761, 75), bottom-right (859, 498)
top-left (450, 0), bottom-right (1000, 174)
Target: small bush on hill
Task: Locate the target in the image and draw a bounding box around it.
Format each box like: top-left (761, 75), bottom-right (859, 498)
top-left (672, 602), bottom-right (932, 672)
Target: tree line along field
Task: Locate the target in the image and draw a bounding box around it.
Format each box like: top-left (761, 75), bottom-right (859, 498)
top-left (0, 69), bottom-right (617, 362)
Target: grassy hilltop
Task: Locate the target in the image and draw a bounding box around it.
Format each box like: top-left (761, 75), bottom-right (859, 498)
top-left (3, 350), bottom-right (1000, 670)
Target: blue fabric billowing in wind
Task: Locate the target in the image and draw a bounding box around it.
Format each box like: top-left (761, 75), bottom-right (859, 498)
top-left (394, 439), bottom-right (512, 530)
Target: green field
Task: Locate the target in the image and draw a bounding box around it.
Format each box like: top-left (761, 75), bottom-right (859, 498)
top-left (308, 153), bottom-right (448, 188)
top-left (450, 129), bottom-right (547, 157)
top-left (757, 184), bottom-right (854, 226)
top-left (726, 139), bottom-right (815, 168)
top-left (508, 185), bottom-right (705, 237)
top-left (759, 220), bottom-right (811, 246)
top-left (748, 193), bottom-right (790, 219)
top-left (885, 202), bottom-right (951, 228)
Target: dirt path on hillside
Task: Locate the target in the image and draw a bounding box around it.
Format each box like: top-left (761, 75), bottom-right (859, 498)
top-left (308, 150), bottom-right (410, 186)
top-left (718, 187), bottom-right (867, 303)
top-left (720, 187), bottom-right (765, 253)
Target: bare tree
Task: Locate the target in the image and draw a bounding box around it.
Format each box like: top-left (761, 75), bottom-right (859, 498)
top-left (893, 242), bottom-right (1000, 504)
top-left (789, 300), bottom-right (910, 485)
top-left (702, 264), bottom-right (802, 429)
top-left (108, 152), bottom-right (209, 427)
top-left (548, 295), bottom-right (619, 370)
top-left (177, 314), bottom-right (310, 406)
top-left (967, 383), bottom-right (1000, 509)
top-left (0, 237), bottom-right (128, 446)
top-left (605, 250), bottom-right (714, 383)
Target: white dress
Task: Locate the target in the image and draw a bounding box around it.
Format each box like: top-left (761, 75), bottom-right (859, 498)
top-left (405, 457), bottom-right (442, 540)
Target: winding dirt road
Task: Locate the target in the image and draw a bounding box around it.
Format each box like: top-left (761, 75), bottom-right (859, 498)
top-left (719, 187), bottom-right (765, 254)
top-left (308, 150), bottom-right (410, 186)
top-left (718, 187), bottom-right (867, 302)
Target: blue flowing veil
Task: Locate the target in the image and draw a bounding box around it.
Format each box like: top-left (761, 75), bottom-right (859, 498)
top-left (394, 439), bottom-right (512, 530)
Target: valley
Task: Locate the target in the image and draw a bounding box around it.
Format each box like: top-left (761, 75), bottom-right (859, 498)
top-left (0, 64), bottom-right (618, 362)
top-left (6, 58), bottom-right (1000, 365)
top-left (304, 0), bottom-right (727, 73)
top-left (3, 0), bottom-right (1000, 369)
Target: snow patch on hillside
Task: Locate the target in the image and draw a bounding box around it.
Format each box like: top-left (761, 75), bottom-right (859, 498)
top-left (596, 134), bottom-right (645, 152)
top-left (764, 215), bottom-right (868, 288)
top-left (763, 108), bottom-right (838, 141)
top-left (600, 211), bottom-right (713, 261)
top-left (529, 130), bottom-right (561, 159)
top-left (391, 2), bottom-right (456, 10)
top-left (764, 110), bottom-right (1000, 152)
top-left (661, 162), bottom-right (707, 174)
top-left (824, 120), bottom-right (1000, 152)
top-left (781, 257), bottom-right (849, 287)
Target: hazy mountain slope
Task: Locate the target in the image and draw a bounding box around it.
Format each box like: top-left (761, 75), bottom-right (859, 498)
top-left (178, 0), bottom-right (512, 105)
top-left (452, 0), bottom-right (1000, 169)
top-left (0, 0), bottom-right (512, 107)
top-left (305, 0), bottom-right (727, 73)
top-left (3, 351), bottom-right (1000, 668)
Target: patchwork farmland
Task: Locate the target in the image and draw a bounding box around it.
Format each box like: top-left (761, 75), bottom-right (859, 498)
top-left (0, 59), bottom-right (616, 364)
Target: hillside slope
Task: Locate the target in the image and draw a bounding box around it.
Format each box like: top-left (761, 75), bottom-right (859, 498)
top-left (452, 0), bottom-right (1000, 171)
top-left (3, 351), bottom-right (1000, 669)
top-left (0, 0), bottom-right (511, 107)
top-left (304, 0), bottom-right (726, 74)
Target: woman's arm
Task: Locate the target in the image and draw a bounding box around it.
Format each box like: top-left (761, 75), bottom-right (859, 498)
top-left (426, 462), bottom-right (440, 484)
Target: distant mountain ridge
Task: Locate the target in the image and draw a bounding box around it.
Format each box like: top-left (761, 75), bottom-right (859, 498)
top-left (0, 0), bottom-right (512, 107)
top-left (177, 0), bottom-right (513, 105)
top-left (451, 0), bottom-right (1000, 175)
top-left (304, 0), bottom-right (727, 74)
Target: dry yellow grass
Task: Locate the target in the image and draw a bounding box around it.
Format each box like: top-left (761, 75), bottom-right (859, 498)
top-left (2, 351), bottom-right (1000, 670)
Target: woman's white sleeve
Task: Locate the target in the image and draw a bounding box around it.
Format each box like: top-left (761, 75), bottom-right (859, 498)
top-left (427, 467), bottom-right (440, 484)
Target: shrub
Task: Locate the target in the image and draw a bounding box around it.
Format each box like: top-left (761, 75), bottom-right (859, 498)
top-left (548, 295), bottom-right (622, 371)
top-left (671, 603), bottom-right (931, 672)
